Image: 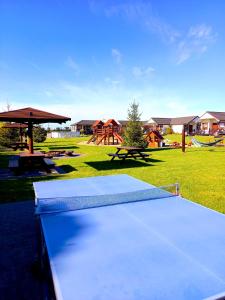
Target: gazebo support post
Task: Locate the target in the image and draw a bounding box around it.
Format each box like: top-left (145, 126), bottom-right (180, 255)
top-left (27, 122), bottom-right (33, 154)
top-left (19, 127), bottom-right (23, 143)
top-left (182, 125), bottom-right (186, 153)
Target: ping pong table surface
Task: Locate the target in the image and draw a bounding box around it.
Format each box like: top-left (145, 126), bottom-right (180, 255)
top-left (34, 174), bottom-right (225, 300)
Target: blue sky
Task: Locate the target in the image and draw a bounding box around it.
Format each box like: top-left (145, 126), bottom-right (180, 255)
top-left (1, 0), bottom-right (225, 124)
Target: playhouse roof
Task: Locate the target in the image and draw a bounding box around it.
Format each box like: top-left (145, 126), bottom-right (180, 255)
top-left (150, 130), bottom-right (164, 139)
top-left (92, 120), bottom-right (104, 127)
top-left (104, 119), bottom-right (120, 127)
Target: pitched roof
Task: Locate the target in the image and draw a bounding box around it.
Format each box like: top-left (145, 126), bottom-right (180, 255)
top-left (150, 130), bottom-right (164, 139)
top-left (118, 120), bottom-right (147, 126)
top-left (103, 119), bottom-right (120, 127)
top-left (0, 107), bottom-right (71, 124)
top-left (71, 120), bottom-right (96, 126)
top-left (92, 120), bottom-right (104, 127)
top-left (205, 111), bottom-right (225, 121)
top-left (148, 118), bottom-right (172, 125)
top-left (170, 116), bottom-right (199, 125)
top-left (118, 120), bottom-right (128, 126)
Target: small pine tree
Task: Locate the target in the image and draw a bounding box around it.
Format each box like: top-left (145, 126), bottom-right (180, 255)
top-left (123, 101), bottom-right (146, 147)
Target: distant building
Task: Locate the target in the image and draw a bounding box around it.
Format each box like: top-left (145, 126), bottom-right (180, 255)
top-left (145, 116), bottom-right (199, 134)
top-left (48, 131), bottom-right (80, 138)
top-left (70, 120), bottom-right (96, 134)
top-left (170, 116), bottom-right (199, 134)
top-left (145, 118), bottom-right (171, 132)
top-left (199, 111), bottom-right (225, 135)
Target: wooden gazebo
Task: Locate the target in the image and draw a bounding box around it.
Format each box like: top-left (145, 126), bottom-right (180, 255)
top-left (0, 107), bottom-right (71, 154)
top-left (3, 122), bottom-right (28, 143)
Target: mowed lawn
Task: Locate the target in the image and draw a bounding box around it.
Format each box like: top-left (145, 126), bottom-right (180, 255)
top-left (0, 135), bottom-right (225, 214)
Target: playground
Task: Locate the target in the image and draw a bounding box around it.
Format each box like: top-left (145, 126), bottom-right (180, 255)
top-left (87, 119), bottom-right (123, 145)
top-left (1, 134), bottom-right (225, 214)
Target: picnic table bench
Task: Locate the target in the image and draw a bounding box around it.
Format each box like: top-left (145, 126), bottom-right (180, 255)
top-left (108, 146), bottom-right (150, 162)
top-left (43, 158), bottom-right (55, 167)
top-left (8, 156), bottom-right (20, 174)
top-left (8, 152), bottom-right (57, 175)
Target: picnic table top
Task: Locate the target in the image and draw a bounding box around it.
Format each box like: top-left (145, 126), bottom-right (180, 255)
top-left (19, 151), bottom-right (45, 158)
top-left (11, 142), bottom-right (28, 145)
top-left (116, 146), bottom-right (145, 150)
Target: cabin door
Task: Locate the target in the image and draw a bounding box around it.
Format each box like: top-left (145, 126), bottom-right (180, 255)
top-left (212, 123), bottom-right (218, 133)
top-left (188, 125), bottom-right (193, 134)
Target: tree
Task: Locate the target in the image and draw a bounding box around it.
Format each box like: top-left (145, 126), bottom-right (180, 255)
top-left (0, 123), bottom-right (20, 147)
top-left (33, 126), bottom-right (47, 143)
top-left (123, 101), bottom-right (146, 147)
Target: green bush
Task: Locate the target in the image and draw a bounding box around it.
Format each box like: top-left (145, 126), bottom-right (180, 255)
top-left (33, 126), bottom-right (47, 143)
top-left (0, 124), bottom-right (20, 147)
top-left (164, 127), bottom-right (173, 135)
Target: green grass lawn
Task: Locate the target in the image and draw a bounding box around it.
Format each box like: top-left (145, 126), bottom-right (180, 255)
top-left (0, 135), bottom-right (225, 214)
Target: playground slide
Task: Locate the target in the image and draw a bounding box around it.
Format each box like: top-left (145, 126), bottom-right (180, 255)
top-left (96, 134), bottom-right (106, 145)
top-left (87, 135), bottom-right (96, 144)
top-left (114, 133), bottom-right (123, 143)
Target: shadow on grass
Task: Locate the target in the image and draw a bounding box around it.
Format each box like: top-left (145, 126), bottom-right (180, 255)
top-left (187, 147), bottom-right (225, 152)
top-left (85, 160), bottom-right (155, 171)
top-left (59, 164), bottom-right (77, 173)
top-left (48, 145), bottom-right (78, 150)
top-left (0, 178), bottom-right (35, 203)
top-left (144, 147), bottom-right (176, 152)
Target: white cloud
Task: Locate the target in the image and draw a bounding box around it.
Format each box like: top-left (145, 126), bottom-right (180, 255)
top-left (65, 56), bottom-right (79, 73)
top-left (111, 48), bottom-right (122, 64)
top-left (91, 1), bottom-right (180, 44)
top-left (31, 80), bottom-right (195, 122)
top-left (132, 66), bottom-right (155, 78)
top-left (176, 24), bottom-right (216, 64)
top-left (104, 77), bottom-right (121, 86)
top-left (89, 2), bottom-right (216, 65)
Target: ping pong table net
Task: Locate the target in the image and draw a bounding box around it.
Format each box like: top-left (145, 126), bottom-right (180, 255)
top-left (35, 183), bottom-right (180, 215)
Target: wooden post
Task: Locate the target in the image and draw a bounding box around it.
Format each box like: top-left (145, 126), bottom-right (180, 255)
top-left (182, 125), bottom-right (185, 153)
top-left (19, 127), bottom-right (23, 143)
top-left (27, 122), bottom-right (33, 154)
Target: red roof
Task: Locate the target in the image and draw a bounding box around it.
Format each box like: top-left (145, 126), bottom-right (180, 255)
top-left (0, 107), bottom-right (71, 124)
top-left (103, 119), bottom-right (120, 127)
top-left (150, 130), bottom-right (164, 140)
top-left (92, 120), bottom-right (104, 128)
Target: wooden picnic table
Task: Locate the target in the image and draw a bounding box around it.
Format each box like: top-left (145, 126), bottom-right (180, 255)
top-left (108, 146), bottom-right (150, 162)
top-left (8, 152), bottom-right (55, 174)
top-left (10, 142), bottom-right (29, 151)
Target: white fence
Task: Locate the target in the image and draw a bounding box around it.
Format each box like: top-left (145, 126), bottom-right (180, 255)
top-left (48, 131), bottom-right (80, 138)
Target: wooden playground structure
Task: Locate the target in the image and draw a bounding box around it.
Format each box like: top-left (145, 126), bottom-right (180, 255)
top-left (145, 130), bottom-right (164, 148)
top-left (87, 119), bottom-right (123, 145)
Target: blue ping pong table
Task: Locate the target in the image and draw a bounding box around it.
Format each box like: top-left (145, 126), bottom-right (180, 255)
top-left (34, 174), bottom-right (225, 300)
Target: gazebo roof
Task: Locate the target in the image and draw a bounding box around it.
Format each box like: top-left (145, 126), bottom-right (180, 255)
top-left (0, 107), bottom-right (71, 124)
top-left (3, 122), bottom-right (28, 128)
